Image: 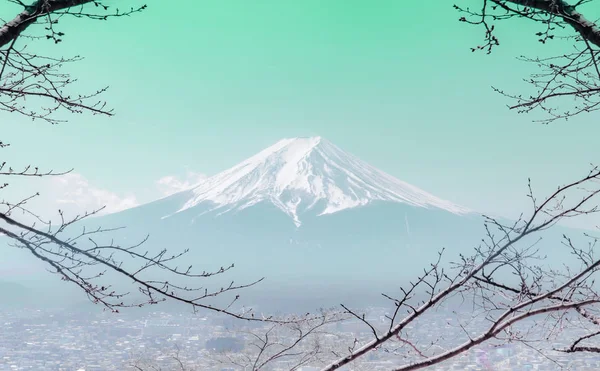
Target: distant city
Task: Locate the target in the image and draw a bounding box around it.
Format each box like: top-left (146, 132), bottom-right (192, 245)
top-left (2, 306), bottom-right (600, 370)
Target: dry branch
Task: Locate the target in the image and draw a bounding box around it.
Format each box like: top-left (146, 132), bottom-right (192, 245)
top-left (455, 0), bottom-right (600, 122)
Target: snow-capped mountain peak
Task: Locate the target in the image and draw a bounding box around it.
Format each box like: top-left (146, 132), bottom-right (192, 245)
top-left (173, 137), bottom-right (469, 226)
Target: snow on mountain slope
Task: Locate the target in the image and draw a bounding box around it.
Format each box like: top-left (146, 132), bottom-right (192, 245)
top-left (170, 137), bottom-right (470, 226)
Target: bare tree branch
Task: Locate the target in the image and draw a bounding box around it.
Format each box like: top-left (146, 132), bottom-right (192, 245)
top-left (0, 1), bottom-right (146, 122)
top-left (0, 0), bottom-right (146, 48)
top-left (317, 166), bottom-right (600, 370)
top-left (455, 0), bottom-right (600, 122)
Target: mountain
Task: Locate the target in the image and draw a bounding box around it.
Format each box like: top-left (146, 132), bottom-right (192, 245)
top-left (2, 137), bottom-right (583, 310)
top-left (157, 136), bottom-right (470, 226)
top-left (85, 137), bottom-right (487, 308)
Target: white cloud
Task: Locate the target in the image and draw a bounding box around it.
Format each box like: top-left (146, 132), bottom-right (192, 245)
top-left (156, 171), bottom-right (207, 196)
top-left (49, 173), bottom-right (138, 216)
top-left (3, 170), bottom-right (207, 221)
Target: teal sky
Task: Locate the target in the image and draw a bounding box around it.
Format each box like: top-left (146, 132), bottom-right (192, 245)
top-left (2, 0), bottom-right (599, 226)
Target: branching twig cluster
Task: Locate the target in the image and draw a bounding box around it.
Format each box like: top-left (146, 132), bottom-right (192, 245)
top-left (316, 166), bottom-right (600, 370)
top-left (0, 0), bottom-right (146, 123)
top-left (208, 310), bottom-right (348, 371)
top-left (129, 343), bottom-right (195, 371)
top-left (0, 200), bottom-right (271, 320)
top-left (455, 0), bottom-right (600, 123)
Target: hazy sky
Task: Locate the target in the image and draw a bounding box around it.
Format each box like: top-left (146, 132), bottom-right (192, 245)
top-left (2, 0), bottom-right (599, 227)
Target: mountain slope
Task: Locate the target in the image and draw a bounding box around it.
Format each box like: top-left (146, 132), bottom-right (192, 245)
top-left (166, 137), bottom-right (469, 226)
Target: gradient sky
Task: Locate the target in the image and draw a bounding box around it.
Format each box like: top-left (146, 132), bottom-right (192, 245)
top-left (2, 0), bottom-right (599, 227)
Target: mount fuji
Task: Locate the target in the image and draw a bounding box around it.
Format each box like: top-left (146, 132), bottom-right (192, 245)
top-left (158, 136), bottom-right (470, 227)
top-left (84, 137), bottom-right (488, 305)
top-left (1, 138), bottom-right (585, 309)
